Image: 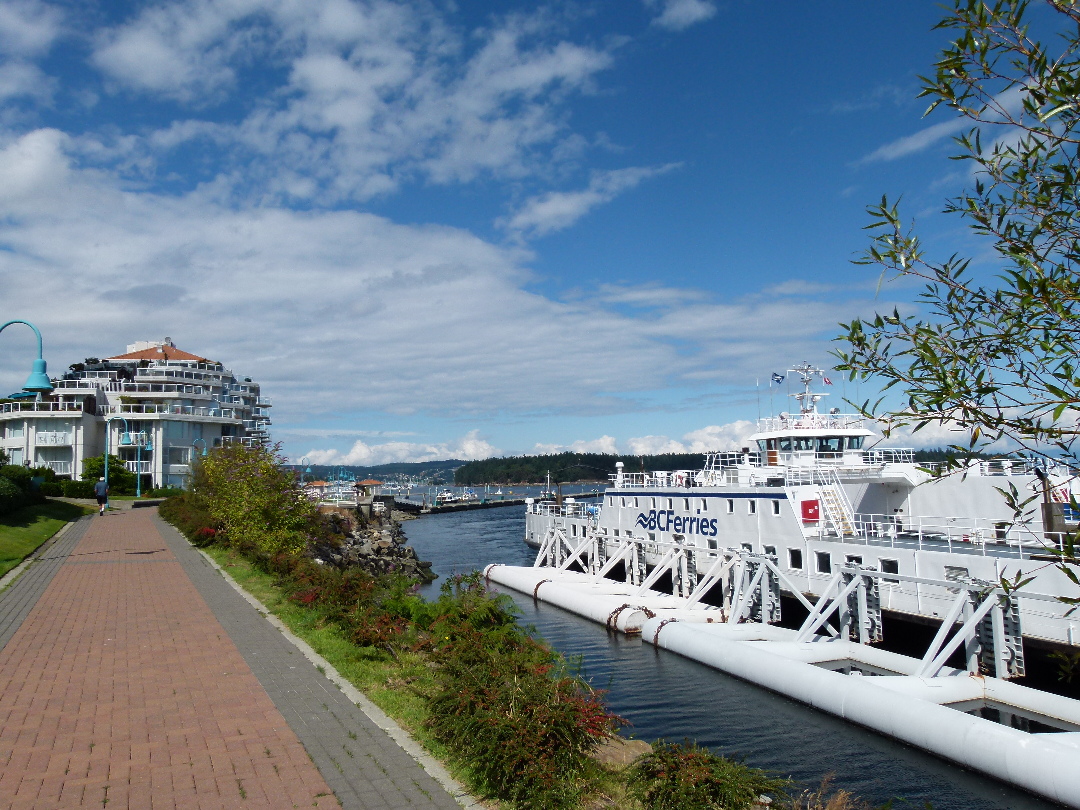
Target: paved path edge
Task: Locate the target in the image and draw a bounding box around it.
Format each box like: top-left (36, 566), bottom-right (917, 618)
top-left (0, 518), bottom-right (77, 594)
top-left (193, 544), bottom-right (484, 810)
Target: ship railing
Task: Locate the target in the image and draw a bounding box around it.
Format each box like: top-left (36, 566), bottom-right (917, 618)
top-left (526, 501), bottom-right (600, 521)
top-left (0, 400), bottom-right (83, 414)
top-left (609, 470), bottom-right (704, 489)
top-left (756, 413), bottom-right (866, 432)
top-left (803, 512), bottom-right (1058, 559)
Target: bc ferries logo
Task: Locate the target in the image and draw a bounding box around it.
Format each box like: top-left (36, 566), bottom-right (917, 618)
top-left (635, 510), bottom-right (718, 537)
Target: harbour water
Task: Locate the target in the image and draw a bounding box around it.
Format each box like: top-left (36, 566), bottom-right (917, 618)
top-left (404, 505), bottom-right (1060, 810)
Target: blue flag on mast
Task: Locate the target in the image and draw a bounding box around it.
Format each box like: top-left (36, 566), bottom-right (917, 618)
top-left (771, 373), bottom-right (784, 385)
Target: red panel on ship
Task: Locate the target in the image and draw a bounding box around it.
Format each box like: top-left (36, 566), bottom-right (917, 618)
top-left (801, 500), bottom-right (820, 522)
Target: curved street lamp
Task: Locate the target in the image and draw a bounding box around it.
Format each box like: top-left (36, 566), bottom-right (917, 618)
top-left (103, 415), bottom-right (129, 508)
top-left (0, 320), bottom-right (53, 396)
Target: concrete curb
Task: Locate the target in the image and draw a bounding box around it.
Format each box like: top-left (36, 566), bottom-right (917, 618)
top-left (196, 547), bottom-right (484, 810)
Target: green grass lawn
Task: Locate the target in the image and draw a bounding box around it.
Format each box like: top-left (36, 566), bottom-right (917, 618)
top-left (0, 500), bottom-right (89, 578)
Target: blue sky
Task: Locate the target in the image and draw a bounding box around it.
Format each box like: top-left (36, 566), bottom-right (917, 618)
top-left (0, 0), bottom-right (1002, 463)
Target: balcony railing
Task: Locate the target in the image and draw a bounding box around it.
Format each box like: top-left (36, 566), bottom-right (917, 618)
top-left (110, 404), bottom-right (239, 419)
top-left (123, 461), bottom-right (152, 474)
top-left (35, 432), bottom-right (73, 446)
top-left (36, 460), bottom-right (72, 474)
top-left (1, 401), bottom-right (83, 414)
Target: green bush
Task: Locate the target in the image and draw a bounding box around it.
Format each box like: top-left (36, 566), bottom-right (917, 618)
top-left (80, 455), bottom-right (137, 495)
top-left (0, 465), bottom-right (33, 490)
top-left (0, 477), bottom-right (26, 515)
top-left (61, 480), bottom-right (97, 499)
top-left (628, 740), bottom-right (789, 810)
top-left (145, 486), bottom-right (184, 498)
top-left (39, 482), bottom-right (63, 497)
top-left (159, 492), bottom-right (219, 546)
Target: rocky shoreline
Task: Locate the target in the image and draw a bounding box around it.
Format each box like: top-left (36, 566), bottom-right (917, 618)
top-left (313, 507), bottom-right (435, 582)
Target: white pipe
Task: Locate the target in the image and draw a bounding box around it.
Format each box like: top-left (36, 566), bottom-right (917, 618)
top-left (644, 619), bottom-right (1080, 809)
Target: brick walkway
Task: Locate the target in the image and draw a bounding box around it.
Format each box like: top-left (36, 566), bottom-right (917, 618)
top-left (0, 509), bottom-right (463, 809)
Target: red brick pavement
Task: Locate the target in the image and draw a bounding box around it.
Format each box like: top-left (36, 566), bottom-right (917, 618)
top-left (0, 510), bottom-right (339, 809)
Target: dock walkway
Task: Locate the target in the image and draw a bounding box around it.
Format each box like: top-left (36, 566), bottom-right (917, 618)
top-left (0, 508), bottom-right (465, 809)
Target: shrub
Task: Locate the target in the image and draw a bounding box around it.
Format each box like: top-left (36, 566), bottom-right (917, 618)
top-left (627, 740), bottom-right (789, 810)
top-left (81, 455), bottom-right (137, 495)
top-left (424, 575), bottom-right (620, 810)
top-left (0, 477), bottom-right (26, 515)
top-left (159, 492), bottom-right (219, 545)
top-left (39, 482), bottom-right (63, 497)
top-left (61, 479), bottom-right (97, 499)
top-left (0, 465), bottom-right (33, 490)
top-left (145, 486), bottom-right (184, 498)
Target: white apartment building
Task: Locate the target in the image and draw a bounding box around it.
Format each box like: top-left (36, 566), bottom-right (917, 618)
top-left (0, 338), bottom-right (271, 488)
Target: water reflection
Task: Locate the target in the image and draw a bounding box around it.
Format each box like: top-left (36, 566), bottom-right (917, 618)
top-left (404, 506), bottom-right (1055, 810)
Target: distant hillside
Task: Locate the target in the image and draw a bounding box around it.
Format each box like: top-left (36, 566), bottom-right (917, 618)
top-left (291, 459), bottom-right (464, 483)
top-left (454, 452), bottom-right (708, 485)
top-left (453, 448), bottom-right (1004, 485)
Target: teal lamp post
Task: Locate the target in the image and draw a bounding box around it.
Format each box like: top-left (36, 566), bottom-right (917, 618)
top-left (193, 438), bottom-right (208, 457)
top-left (0, 320), bottom-right (53, 396)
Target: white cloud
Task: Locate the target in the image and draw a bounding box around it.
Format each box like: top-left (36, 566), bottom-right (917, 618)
top-left (625, 420), bottom-right (758, 455)
top-left (531, 436), bottom-right (620, 455)
top-left (502, 164), bottom-right (680, 239)
top-left (305, 429), bottom-right (498, 466)
top-left (646, 0), bottom-right (717, 31)
top-left (0, 0), bottom-right (63, 57)
top-left (0, 60), bottom-right (54, 103)
top-left (87, 1), bottom-right (616, 202)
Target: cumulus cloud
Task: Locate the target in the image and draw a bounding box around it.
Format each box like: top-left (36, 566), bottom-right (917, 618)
top-left (0, 0), bottom-right (63, 57)
top-left (646, 0), bottom-right (717, 31)
top-left (531, 436), bottom-right (620, 455)
top-left (305, 429), bottom-right (498, 466)
top-left (502, 164), bottom-right (680, 239)
top-left (86, 0), bottom-right (616, 201)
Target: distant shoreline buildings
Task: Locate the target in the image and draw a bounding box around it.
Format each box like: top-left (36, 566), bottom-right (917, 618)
top-left (0, 338), bottom-right (271, 489)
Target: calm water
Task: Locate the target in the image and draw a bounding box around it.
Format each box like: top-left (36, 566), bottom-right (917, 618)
top-left (403, 505), bottom-right (1059, 810)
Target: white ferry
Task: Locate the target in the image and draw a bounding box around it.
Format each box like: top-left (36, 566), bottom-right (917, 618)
top-left (524, 363), bottom-right (1080, 647)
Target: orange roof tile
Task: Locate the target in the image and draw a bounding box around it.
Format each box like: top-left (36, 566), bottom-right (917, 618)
top-left (357, 479), bottom-right (383, 486)
top-left (107, 345), bottom-right (209, 363)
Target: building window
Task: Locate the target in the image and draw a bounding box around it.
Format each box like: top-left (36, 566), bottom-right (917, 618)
top-left (748, 500), bottom-right (757, 515)
top-left (772, 500), bottom-right (781, 516)
top-left (815, 552), bottom-right (832, 574)
top-left (789, 549), bottom-right (803, 569)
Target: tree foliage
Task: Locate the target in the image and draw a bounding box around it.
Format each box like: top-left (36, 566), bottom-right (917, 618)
top-left (837, 0), bottom-right (1080, 461)
top-left (81, 454), bottom-right (138, 495)
top-left (194, 442), bottom-right (322, 557)
top-left (455, 452), bottom-right (713, 486)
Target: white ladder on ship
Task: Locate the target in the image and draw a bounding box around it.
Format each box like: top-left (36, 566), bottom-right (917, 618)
top-left (818, 469), bottom-right (856, 537)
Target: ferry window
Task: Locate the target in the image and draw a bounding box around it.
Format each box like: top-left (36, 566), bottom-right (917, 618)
top-left (815, 552), bottom-right (832, 574)
top-left (700, 498), bottom-right (707, 511)
top-left (779, 437), bottom-right (792, 451)
top-left (748, 500), bottom-right (757, 515)
top-left (764, 545), bottom-right (776, 557)
top-left (571, 524), bottom-right (577, 537)
top-left (817, 437), bottom-right (842, 453)
top-left (608, 497), bottom-right (614, 506)
top-left (650, 498), bottom-right (656, 509)
top-left (708, 538), bottom-right (718, 550)
top-left (847, 436), bottom-right (864, 450)
top-left (789, 549), bottom-right (803, 569)
top-left (756, 439), bottom-right (767, 452)
top-left (741, 543), bottom-right (753, 552)
top-left (667, 498), bottom-right (673, 509)
top-left (771, 500), bottom-right (781, 516)
top-left (846, 554), bottom-right (862, 566)
top-left (727, 499), bottom-right (734, 513)
top-left (880, 558), bottom-right (899, 578)
top-left (648, 532), bottom-right (655, 542)
top-left (613, 529), bottom-right (620, 537)
top-left (621, 498), bottom-right (626, 507)
top-left (684, 498), bottom-right (690, 510)
top-left (794, 436), bottom-right (814, 451)
top-left (634, 498), bottom-right (639, 508)
top-left (766, 438), bottom-right (777, 450)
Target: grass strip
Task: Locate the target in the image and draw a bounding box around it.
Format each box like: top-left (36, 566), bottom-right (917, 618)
top-left (0, 500), bottom-right (89, 578)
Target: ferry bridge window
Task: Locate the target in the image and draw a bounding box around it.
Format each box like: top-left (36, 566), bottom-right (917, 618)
top-left (815, 551), bottom-right (832, 574)
top-left (778, 437), bottom-right (793, 451)
top-left (771, 500), bottom-right (781, 516)
top-left (817, 437), bottom-right (843, 454)
top-left (756, 440), bottom-right (767, 452)
top-left (789, 549), bottom-right (803, 569)
top-left (847, 436), bottom-right (864, 450)
top-left (793, 436), bottom-right (815, 451)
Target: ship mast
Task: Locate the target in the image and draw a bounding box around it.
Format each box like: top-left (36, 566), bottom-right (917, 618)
top-left (789, 362), bottom-right (829, 415)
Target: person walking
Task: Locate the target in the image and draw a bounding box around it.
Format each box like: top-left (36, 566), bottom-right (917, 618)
top-left (93, 476), bottom-right (108, 516)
